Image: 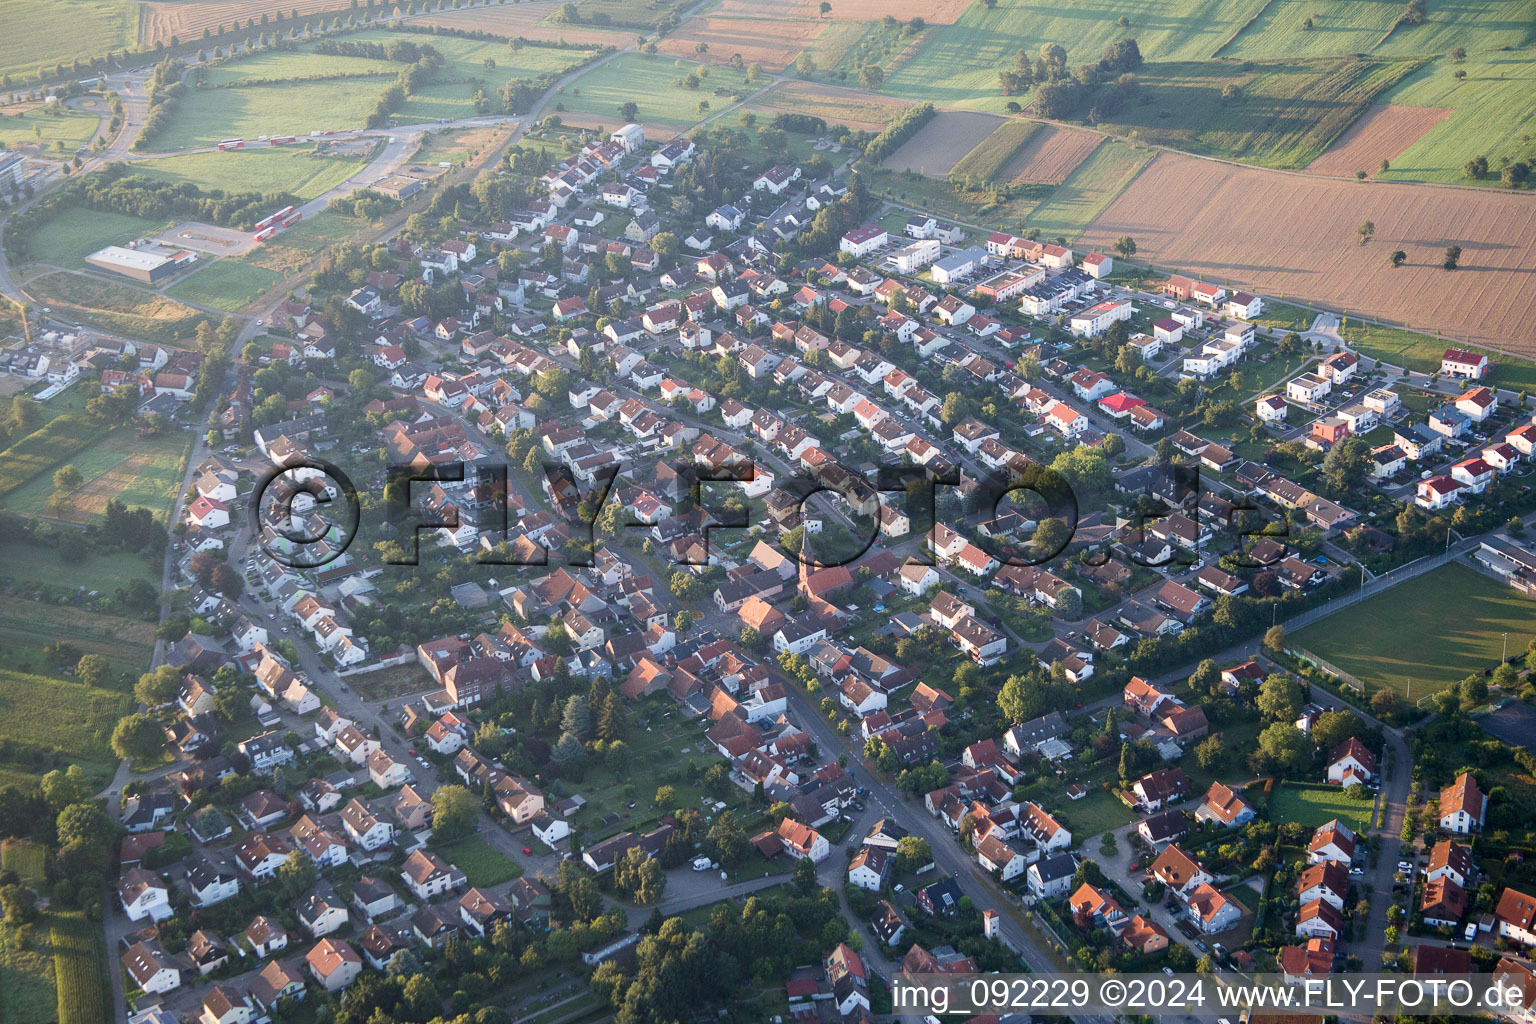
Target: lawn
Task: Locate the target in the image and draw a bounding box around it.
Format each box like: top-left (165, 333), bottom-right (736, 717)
top-left (129, 146), bottom-right (370, 201)
top-left (0, 839), bottom-right (46, 884)
top-left (0, 0), bottom-right (137, 84)
top-left (239, 208), bottom-right (377, 276)
top-left (1093, 56), bottom-right (1426, 168)
top-left (1054, 787), bottom-right (1136, 837)
top-left (0, 667), bottom-right (129, 785)
top-left (25, 271), bottom-right (202, 343)
top-left (151, 77), bottom-right (391, 150)
top-left (1025, 139), bottom-right (1153, 242)
top-left (168, 258), bottom-right (286, 312)
top-left (2, 425), bottom-right (190, 525)
top-left (1293, 563), bottom-right (1536, 698)
top-left (558, 54), bottom-right (754, 129)
top-left (1373, 51), bottom-right (1536, 186)
top-left (1267, 781), bottom-right (1373, 831)
top-left (1339, 319), bottom-right (1536, 392)
top-left (431, 834), bottom-right (523, 886)
top-left (880, 0), bottom-right (1271, 113)
top-left (0, 106), bottom-right (100, 157)
top-left (1252, 299), bottom-right (1320, 332)
top-left (200, 47), bottom-right (400, 86)
top-left (0, 542), bottom-right (158, 594)
top-left (23, 207), bottom-right (168, 270)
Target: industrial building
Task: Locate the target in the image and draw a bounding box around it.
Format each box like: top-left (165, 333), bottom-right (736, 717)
top-left (84, 245), bottom-right (185, 285)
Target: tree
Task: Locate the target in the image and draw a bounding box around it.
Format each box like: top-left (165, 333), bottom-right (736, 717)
top-left (1443, 244), bottom-right (1462, 270)
top-left (1320, 436), bottom-right (1370, 493)
top-left (654, 784), bottom-right (675, 808)
top-left (0, 884), bottom-right (37, 925)
top-left (274, 849), bottom-right (315, 901)
top-left (562, 694), bottom-right (592, 739)
top-left (1370, 688), bottom-right (1403, 718)
top-left (1253, 722), bottom-right (1310, 775)
top-left (819, 0), bottom-right (831, 12)
top-left (997, 674), bottom-right (1035, 724)
top-left (707, 810), bottom-right (747, 864)
top-left (1257, 673), bottom-right (1304, 722)
top-left (112, 714), bottom-right (165, 763)
top-left (56, 802), bottom-right (112, 852)
top-left (134, 664), bottom-right (181, 707)
top-left (1464, 155), bottom-right (1488, 180)
top-left (1194, 734), bottom-right (1227, 772)
top-left (1262, 624), bottom-right (1286, 652)
top-left (76, 653), bottom-right (110, 688)
top-left (430, 785), bottom-right (477, 840)
top-left (1357, 220), bottom-right (1374, 244)
top-left (1389, 249), bottom-right (1407, 268)
top-left (895, 835), bottom-right (931, 872)
top-left (40, 765), bottom-right (90, 813)
top-left (1114, 235), bottom-right (1136, 259)
top-left (53, 465), bottom-right (82, 491)
top-left (858, 64), bottom-right (884, 89)
top-left (1310, 710), bottom-right (1361, 751)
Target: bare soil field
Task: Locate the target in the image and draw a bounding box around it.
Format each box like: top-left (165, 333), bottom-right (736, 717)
top-left (1078, 152), bottom-right (1536, 352)
top-left (1306, 104), bottom-right (1452, 178)
top-left (139, 0), bottom-right (355, 46)
top-left (883, 110), bottom-right (1003, 176)
top-left (654, 15), bottom-right (822, 71)
top-left (747, 80), bottom-right (910, 130)
top-left (409, 3), bottom-right (630, 44)
top-left (1003, 124), bottom-right (1103, 185)
top-left (709, 0), bottom-right (969, 24)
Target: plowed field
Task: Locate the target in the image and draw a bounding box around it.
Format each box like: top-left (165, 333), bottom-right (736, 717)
top-left (1003, 124), bottom-right (1103, 184)
top-left (748, 80), bottom-right (911, 130)
top-left (1306, 104), bottom-right (1452, 178)
top-left (882, 110), bottom-right (1003, 176)
top-left (1079, 152), bottom-right (1536, 352)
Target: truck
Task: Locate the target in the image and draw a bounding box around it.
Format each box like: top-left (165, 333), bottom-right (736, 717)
top-left (280, 213), bottom-right (303, 227)
top-left (269, 135), bottom-right (298, 145)
top-left (252, 226), bottom-right (276, 241)
top-left (217, 138), bottom-right (244, 150)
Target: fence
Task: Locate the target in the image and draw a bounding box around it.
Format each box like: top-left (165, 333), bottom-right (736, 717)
top-left (1288, 646), bottom-right (1366, 694)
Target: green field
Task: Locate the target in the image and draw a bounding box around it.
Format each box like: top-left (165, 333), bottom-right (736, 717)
top-left (0, 916), bottom-right (56, 1024)
top-left (0, 667), bottom-right (129, 783)
top-left (2, 426), bottom-right (191, 525)
top-left (1374, 52), bottom-right (1536, 185)
top-left (1294, 563), bottom-right (1536, 698)
top-left (809, 20), bottom-right (913, 81)
top-left (152, 77), bottom-right (391, 150)
top-left (50, 911), bottom-right (109, 1024)
top-left (0, 414), bottom-right (104, 499)
top-left (0, 840), bottom-right (45, 883)
top-left (949, 119), bottom-right (1040, 182)
top-left (1094, 57), bottom-right (1424, 167)
top-left (0, 541), bottom-right (158, 594)
top-left (1026, 138), bottom-right (1153, 241)
top-left (26, 271), bottom-right (202, 342)
top-left (130, 146), bottom-right (369, 200)
top-left (0, 106), bottom-right (99, 156)
top-left (200, 48), bottom-right (400, 86)
top-left (1268, 782), bottom-right (1373, 830)
top-left (881, 0), bottom-right (1271, 113)
top-left (239, 208), bottom-right (376, 276)
top-left (0, 595), bottom-right (154, 682)
top-left (1337, 319), bottom-right (1536, 392)
top-left (169, 258), bottom-right (285, 311)
top-left (559, 54), bottom-right (753, 129)
top-left (1219, 0), bottom-right (1403, 58)
top-left (0, 0), bottom-right (137, 84)
top-left (431, 835), bottom-right (523, 886)
top-left (23, 207), bottom-right (168, 270)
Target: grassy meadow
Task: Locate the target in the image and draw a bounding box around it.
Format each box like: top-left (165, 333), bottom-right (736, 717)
top-left (129, 146), bottom-right (369, 200)
top-left (0, 0), bottom-right (136, 84)
top-left (23, 207), bottom-right (167, 270)
top-left (0, 106), bottom-right (99, 156)
top-left (1374, 52), bottom-right (1536, 185)
top-left (948, 119), bottom-right (1039, 181)
top-left (558, 54), bottom-right (754, 129)
top-left (169, 258), bottom-right (286, 311)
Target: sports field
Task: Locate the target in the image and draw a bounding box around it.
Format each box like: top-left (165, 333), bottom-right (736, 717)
top-left (0, 0), bottom-right (137, 84)
top-left (558, 54), bottom-right (754, 130)
top-left (130, 146), bottom-right (368, 200)
top-left (23, 207), bottom-right (168, 269)
top-left (1293, 564), bottom-right (1536, 697)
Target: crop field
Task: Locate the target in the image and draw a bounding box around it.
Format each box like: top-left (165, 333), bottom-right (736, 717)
top-left (800, 19), bottom-right (911, 80)
top-left (1217, 0), bottom-right (1403, 58)
top-left (2, 422), bottom-right (191, 525)
top-left (152, 77), bottom-right (389, 150)
top-left (880, 0), bottom-right (1270, 112)
top-left (0, 595), bottom-right (155, 680)
top-left (1002, 124), bottom-right (1102, 184)
top-left (882, 110), bottom-right (1004, 176)
top-left (0, 0), bottom-right (137, 84)
top-left (50, 912), bottom-right (109, 1024)
top-left (947, 119), bottom-right (1038, 182)
top-left (1305, 104), bottom-right (1453, 177)
top-left (23, 208), bottom-right (168, 270)
top-left (138, 0), bottom-right (363, 47)
top-left (557, 54), bottom-right (753, 130)
top-left (130, 146), bottom-right (369, 199)
top-left (1094, 57), bottom-right (1425, 168)
top-left (409, 2), bottom-right (631, 45)
top-left (656, 15), bottom-right (822, 71)
top-left (26, 271), bottom-right (203, 342)
top-left (1026, 139), bottom-right (1151, 241)
top-left (0, 106), bottom-right (100, 157)
top-left (1294, 564), bottom-right (1536, 698)
top-left (0, 667), bottom-right (129, 778)
top-left (747, 80), bottom-right (910, 130)
top-left (1078, 150), bottom-right (1536, 352)
top-left (1373, 53), bottom-right (1536, 185)
top-left (0, 915), bottom-right (56, 1024)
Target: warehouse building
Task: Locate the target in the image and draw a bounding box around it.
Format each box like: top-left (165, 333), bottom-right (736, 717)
top-left (84, 245), bottom-right (184, 285)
